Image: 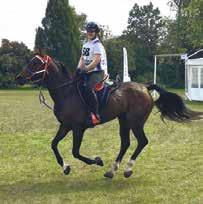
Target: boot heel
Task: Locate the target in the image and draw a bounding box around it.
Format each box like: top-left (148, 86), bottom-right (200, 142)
top-left (91, 113), bottom-right (100, 125)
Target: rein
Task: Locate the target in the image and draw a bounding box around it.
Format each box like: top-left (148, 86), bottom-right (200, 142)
top-left (38, 76), bottom-right (81, 111)
top-left (39, 88), bottom-right (54, 111)
top-left (24, 55), bottom-right (80, 111)
top-left (24, 54), bottom-right (84, 111)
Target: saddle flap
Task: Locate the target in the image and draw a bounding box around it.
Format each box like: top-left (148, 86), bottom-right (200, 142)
top-left (77, 81), bottom-right (110, 112)
top-left (94, 74), bottom-right (109, 92)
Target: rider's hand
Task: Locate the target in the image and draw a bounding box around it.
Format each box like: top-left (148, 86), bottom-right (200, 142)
top-left (76, 68), bottom-right (86, 75)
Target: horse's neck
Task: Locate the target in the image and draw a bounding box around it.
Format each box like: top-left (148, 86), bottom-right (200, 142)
top-left (48, 87), bottom-right (66, 107)
top-left (45, 65), bottom-right (73, 107)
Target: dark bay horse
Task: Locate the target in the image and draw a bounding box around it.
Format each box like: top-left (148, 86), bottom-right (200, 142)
top-left (16, 54), bottom-right (202, 178)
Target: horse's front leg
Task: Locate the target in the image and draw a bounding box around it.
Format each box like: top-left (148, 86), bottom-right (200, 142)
top-left (51, 124), bottom-right (71, 175)
top-left (72, 128), bottom-right (104, 166)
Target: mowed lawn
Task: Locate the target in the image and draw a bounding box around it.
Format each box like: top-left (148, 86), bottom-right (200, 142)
top-left (0, 89), bottom-right (202, 204)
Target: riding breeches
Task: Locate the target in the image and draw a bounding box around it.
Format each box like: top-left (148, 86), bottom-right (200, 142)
top-left (85, 70), bottom-right (104, 90)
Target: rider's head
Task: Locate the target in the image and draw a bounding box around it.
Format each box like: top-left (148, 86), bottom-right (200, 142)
top-left (86, 22), bottom-right (100, 40)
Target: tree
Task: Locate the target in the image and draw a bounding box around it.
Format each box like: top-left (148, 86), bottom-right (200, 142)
top-left (184, 0), bottom-right (203, 48)
top-left (104, 37), bottom-right (136, 79)
top-left (0, 39), bottom-right (32, 88)
top-left (126, 2), bottom-right (164, 55)
top-left (121, 2), bottom-right (164, 82)
top-left (166, 0), bottom-right (191, 50)
top-left (166, 0), bottom-right (202, 50)
top-left (35, 0), bottom-right (80, 70)
top-left (70, 7), bottom-right (87, 43)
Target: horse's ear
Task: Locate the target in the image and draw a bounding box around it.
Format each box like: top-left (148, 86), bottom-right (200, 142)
top-left (39, 48), bottom-right (42, 56)
top-left (39, 48), bottom-right (46, 57)
top-left (34, 48), bottom-right (46, 57)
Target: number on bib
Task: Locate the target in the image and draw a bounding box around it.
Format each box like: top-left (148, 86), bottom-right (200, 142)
top-left (82, 47), bottom-right (90, 56)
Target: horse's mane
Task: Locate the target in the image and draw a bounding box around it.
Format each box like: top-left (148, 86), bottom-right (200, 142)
top-left (53, 59), bottom-right (72, 79)
top-left (34, 52), bottom-right (72, 79)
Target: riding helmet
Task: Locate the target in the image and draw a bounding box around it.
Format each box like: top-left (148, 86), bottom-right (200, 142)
top-left (86, 22), bottom-right (100, 33)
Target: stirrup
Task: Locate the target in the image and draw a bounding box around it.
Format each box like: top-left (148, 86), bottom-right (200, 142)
top-left (91, 113), bottom-right (100, 125)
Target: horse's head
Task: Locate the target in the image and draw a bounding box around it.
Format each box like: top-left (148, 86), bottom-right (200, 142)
top-left (16, 54), bottom-right (53, 85)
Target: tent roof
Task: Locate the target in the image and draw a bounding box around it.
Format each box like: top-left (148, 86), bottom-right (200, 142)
top-left (188, 49), bottom-right (203, 59)
top-left (186, 58), bottom-right (203, 66)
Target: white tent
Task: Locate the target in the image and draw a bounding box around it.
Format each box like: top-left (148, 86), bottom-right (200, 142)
top-left (185, 50), bottom-right (203, 101)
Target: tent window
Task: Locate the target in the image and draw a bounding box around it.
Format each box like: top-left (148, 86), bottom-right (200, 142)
top-left (201, 68), bottom-right (203, 88)
top-left (192, 67), bottom-right (198, 88)
top-left (185, 67), bottom-right (188, 92)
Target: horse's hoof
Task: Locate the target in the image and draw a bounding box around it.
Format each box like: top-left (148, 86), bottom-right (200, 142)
top-left (95, 157), bottom-right (104, 166)
top-left (63, 165), bottom-right (71, 175)
top-left (104, 171), bottom-right (114, 179)
top-left (124, 170), bottom-right (133, 178)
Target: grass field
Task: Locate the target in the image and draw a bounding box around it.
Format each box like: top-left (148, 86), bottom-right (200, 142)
top-left (0, 89), bottom-right (202, 204)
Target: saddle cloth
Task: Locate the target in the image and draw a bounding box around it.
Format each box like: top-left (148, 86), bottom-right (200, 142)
top-left (77, 81), bottom-right (112, 112)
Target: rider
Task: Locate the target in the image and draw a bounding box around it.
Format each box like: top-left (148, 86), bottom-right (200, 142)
top-left (77, 21), bottom-right (108, 126)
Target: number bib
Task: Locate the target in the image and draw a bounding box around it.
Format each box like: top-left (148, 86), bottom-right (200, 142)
top-left (81, 38), bottom-right (108, 73)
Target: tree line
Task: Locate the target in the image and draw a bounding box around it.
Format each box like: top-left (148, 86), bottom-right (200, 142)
top-left (0, 0), bottom-right (202, 88)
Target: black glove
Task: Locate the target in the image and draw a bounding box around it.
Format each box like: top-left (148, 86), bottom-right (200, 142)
top-left (76, 68), bottom-right (86, 75)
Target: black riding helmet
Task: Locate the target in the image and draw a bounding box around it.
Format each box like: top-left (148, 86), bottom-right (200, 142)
top-left (86, 22), bottom-right (100, 33)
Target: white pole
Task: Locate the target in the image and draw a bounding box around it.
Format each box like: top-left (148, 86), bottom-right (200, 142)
top-left (151, 53), bottom-right (186, 100)
top-left (153, 53), bottom-right (183, 85)
top-left (123, 47), bottom-right (131, 82)
top-left (123, 47), bottom-right (127, 82)
top-left (154, 55), bottom-right (157, 84)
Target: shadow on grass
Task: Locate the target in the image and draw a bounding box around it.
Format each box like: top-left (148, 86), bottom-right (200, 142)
top-left (0, 174), bottom-right (153, 196)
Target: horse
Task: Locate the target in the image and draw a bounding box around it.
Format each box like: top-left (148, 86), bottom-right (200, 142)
top-left (16, 54), bottom-right (202, 178)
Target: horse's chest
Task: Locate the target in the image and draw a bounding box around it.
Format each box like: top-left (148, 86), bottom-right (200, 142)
top-left (54, 104), bottom-right (85, 125)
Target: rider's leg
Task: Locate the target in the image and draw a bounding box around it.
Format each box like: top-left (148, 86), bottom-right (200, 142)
top-left (85, 71), bottom-right (104, 124)
top-left (85, 88), bottom-right (100, 121)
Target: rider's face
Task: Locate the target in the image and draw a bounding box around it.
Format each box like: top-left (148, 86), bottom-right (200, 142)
top-left (87, 31), bottom-right (96, 40)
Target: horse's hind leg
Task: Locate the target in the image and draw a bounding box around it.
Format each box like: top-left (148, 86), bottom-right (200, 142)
top-left (51, 125), bottom-right (71, 175)
top-left (124, 125), bottom-right (148, 178)
top-left (104, 116), bottom-right (130, 178)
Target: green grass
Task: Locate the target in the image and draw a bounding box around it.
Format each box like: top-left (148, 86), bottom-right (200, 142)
top-left (0, 89), bottom-right (202, 204)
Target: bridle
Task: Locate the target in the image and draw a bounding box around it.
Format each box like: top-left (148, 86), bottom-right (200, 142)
top-left (25, 54), bottom-right (55, 111)
top-left (25, 55), bottom-right (51, 83)
top-left (25, 54), bottom-right (81, 111)
top-left (26, 55), bottom-right (81, 88)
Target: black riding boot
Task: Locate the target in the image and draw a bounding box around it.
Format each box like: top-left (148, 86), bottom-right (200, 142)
top-left (85, 89), bottom-right (100, 125)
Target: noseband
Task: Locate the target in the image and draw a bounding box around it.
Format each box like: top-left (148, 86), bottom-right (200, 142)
top-left (26, 55), bottom-right (51, 83)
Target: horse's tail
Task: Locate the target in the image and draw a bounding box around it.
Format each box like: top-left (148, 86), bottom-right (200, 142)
top-left (147, 84), bottom-right (203, 122)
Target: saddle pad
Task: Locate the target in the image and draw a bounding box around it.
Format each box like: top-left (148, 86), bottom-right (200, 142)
top-left (77, 82), bottom-right (110, 112)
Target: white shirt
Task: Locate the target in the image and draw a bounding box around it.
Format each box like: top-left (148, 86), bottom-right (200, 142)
top-left (81, 37), bottom-right (108, 74)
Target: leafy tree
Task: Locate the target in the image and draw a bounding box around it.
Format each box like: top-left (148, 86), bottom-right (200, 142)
top-left (104, 37), bottom-right (136, 79)
top-left (155, 0), bottom-right (202, 88)
top-left (70, 7), bottom-right (87, 43)
top-left (35, 0), bottom-right (80, 70)
top-left (184, 0), bottom-right (203, 48)
top-left (165, 0), bottom-right (202, 50)
top-left (120, 2), bottom-right (164, 82)
top-left (166, 0), bottom-right (191, 50)
top-left (0, 39), bottom-right (32, 88)
top-left (126, 2), bottom-right (164, 55)
top-left (167, 0), bottom-right (191, 13)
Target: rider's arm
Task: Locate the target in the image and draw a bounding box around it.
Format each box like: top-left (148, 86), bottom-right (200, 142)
top-left (85, 54), bottom-right (101, 72)
top-left (77, 56), bottom-right (85, 69)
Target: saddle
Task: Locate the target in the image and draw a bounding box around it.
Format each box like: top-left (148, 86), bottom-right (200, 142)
top-left (77, 75), bottom-right (120, 113)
